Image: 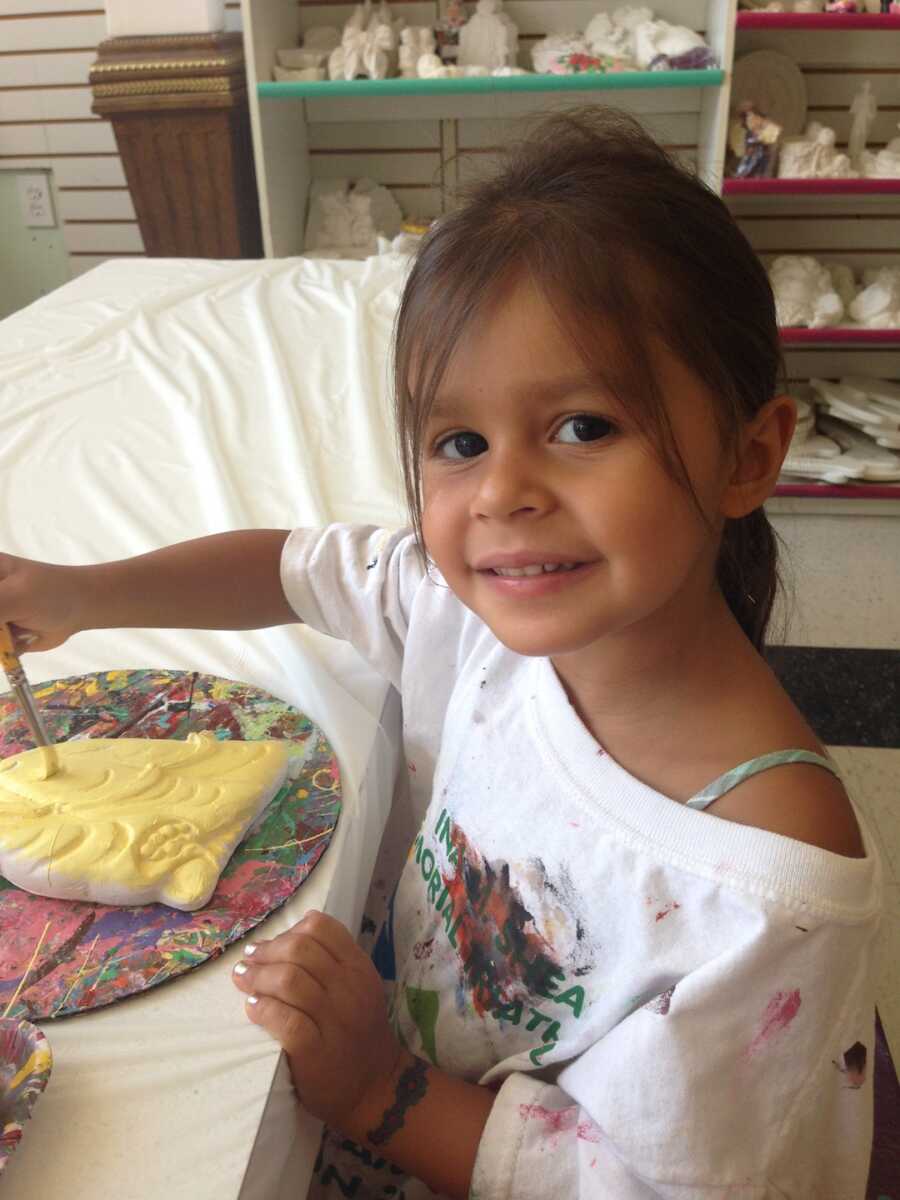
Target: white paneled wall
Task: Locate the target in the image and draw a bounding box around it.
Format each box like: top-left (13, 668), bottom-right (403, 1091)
top-left (0, 1), bottom-right (244, 277)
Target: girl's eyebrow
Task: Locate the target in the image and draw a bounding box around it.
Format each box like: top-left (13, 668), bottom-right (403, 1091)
top-left (428, 374), bottom-right (611, 421)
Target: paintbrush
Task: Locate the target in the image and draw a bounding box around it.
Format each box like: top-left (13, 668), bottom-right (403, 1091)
top-left (0, 621), bottom-right (59, 779)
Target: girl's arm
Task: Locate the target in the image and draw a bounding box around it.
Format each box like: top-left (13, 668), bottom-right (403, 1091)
top-left (342, 1048), bottom-right (495, 1200)
top-left (0, 530), bottom-right (296, 652)
top-left (231, 911), bottom-right (495, 1200)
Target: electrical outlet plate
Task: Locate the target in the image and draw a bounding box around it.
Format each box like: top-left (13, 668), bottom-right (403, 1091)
top-left (16, 173), bottom-right (56, 229)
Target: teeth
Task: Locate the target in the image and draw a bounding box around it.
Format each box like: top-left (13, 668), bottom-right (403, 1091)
top-left (493, 563), bottom-right (577, 577)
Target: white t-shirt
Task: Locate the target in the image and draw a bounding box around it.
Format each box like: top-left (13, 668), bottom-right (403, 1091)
top-left (281, 524), bottom-right (882, 1200)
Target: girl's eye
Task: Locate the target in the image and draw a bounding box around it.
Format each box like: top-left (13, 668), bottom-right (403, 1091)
top-left (435, 431), bottom-right (488, 460)
top-left (555, 414), bottom-right (616, 444)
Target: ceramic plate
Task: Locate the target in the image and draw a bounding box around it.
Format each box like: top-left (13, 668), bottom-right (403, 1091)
top-left (0, 1018), bottom-right (52, 1172)
top-left (732, 50), bottom-right (808, 135)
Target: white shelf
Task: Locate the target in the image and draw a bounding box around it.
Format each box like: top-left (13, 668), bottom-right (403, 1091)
top-left (241, 0), bottom-right (737, 257)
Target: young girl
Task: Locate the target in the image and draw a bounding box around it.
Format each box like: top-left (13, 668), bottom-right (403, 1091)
top-left (0, 109), bottom-right (881, 1198)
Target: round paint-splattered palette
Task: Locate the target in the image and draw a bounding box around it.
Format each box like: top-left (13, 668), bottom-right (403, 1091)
top-left (0, 670), bottom-right (341, 1020)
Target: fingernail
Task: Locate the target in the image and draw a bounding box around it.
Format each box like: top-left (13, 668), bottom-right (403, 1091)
top-left (247, 994), bottom-right (259, 1006)
top-left (243, 943), bottom-right (258, 956)
top-left (233, 962), bottom-right (248, 976)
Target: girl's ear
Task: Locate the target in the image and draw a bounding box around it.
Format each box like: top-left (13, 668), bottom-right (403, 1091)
top-left (721, 394), bottom-right (797, 519)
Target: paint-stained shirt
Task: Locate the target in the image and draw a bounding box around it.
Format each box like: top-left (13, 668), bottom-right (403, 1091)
top-left (281, 524), bottom-right (883, 1200)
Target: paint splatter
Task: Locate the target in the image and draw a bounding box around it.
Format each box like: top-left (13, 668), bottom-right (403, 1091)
top-left (439, 835), bottom-right (592, 1018)
top-left (444, 848), bottom-right (564, 1017)
top-left (518, 1103), bottom-right (602, 1148)
top-left (643, 984), bottom-right (676, 1015)
top-left (405, 986), bottom-right (439, 1064)
top-left (743, 990), bottom-right (802, 1060)
top-left (833, 1041), bottom-right (867, 1088)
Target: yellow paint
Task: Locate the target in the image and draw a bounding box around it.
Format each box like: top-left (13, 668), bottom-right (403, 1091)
top-left (8, 1044), bottom-right (52, 1093)
top-left (0, 734), bottom-right (289, 910)
top-left (34, 745), bottom-right (60, 781)
top-left (0, 621), bottom-right (18, 674)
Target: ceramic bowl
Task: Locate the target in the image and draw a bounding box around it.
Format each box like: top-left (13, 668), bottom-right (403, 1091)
top-left (0, 1018), bottom-right (52, 1172)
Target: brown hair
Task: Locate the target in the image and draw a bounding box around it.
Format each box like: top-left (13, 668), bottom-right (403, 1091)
top-left (392, 107), bottom-right (785, 651)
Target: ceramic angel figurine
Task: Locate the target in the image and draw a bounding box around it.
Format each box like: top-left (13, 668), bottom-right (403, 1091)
top-left (400, 26), bottom-right (436, 76)
top-left (328, 4), bottom-right (369, 80)
top-left (362, 18), bottom-right (398, 79)
top-left (848, 81), bottom-right (877, 170)
top-left (328, 0), bottom-right (399, 81)
top-left (457, 0), bottom-right (518, 70)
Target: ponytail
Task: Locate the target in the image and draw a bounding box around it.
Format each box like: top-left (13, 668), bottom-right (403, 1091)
top-left (716, 509), bottom-right (780, 652)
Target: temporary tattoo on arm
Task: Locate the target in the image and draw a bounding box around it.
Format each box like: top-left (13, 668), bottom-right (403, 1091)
top-left (367, 1057), bottom-right (429, 1146)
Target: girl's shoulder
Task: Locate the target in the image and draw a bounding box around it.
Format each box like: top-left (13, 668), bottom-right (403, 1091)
top-left (703, 757), bottom-right (866, 859)
top-left (694, 677), bottom-right (866, 858)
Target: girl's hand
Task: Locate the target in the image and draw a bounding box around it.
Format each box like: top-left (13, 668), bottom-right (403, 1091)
top-left (231, 910), bottom-right (405, 1132)
top-left (0, 553), bottom-right (87, 652)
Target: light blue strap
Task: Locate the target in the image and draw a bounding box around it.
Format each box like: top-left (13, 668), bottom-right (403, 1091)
top-left (686, 750), bottom-right (841, 811)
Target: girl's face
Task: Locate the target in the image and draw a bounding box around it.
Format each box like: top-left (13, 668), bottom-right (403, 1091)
top-left (420, 277), bottom-right (736, 663)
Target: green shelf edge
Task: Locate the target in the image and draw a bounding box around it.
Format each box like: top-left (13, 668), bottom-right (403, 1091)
top-left (258, 68), bottom-right (725, 99)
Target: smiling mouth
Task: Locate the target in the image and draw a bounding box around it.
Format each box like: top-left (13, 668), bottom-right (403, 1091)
top-left (489, 563), bottom-right (582, 577)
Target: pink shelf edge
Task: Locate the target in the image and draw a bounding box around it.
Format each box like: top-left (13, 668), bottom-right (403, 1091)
top-left (736, 12), bottom-right (900, 30)
top-left (775, 482), bottom-right (900, 499)
top-left (723, 179), bottom-right (900, 195)
top-left (779, 328), bottom-right (900, 344)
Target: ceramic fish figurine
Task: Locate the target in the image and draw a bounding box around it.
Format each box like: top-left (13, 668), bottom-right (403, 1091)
top-left (0, 733), bottom-right (289, 910)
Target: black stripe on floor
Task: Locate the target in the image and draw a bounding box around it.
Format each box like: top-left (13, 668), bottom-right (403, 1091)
top-left (765, 646), bottom-right (900, 749)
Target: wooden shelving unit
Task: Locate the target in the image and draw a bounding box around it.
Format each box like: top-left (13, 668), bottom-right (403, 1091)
top-left (242, 0), bottom-right (738, 258)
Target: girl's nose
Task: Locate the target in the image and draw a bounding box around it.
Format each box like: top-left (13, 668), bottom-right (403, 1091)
top-left (470, 449), bottom-right (552, 520)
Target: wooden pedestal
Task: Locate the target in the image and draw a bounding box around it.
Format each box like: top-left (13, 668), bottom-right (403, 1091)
top-left (90, 33), bottom-right (262, 258)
